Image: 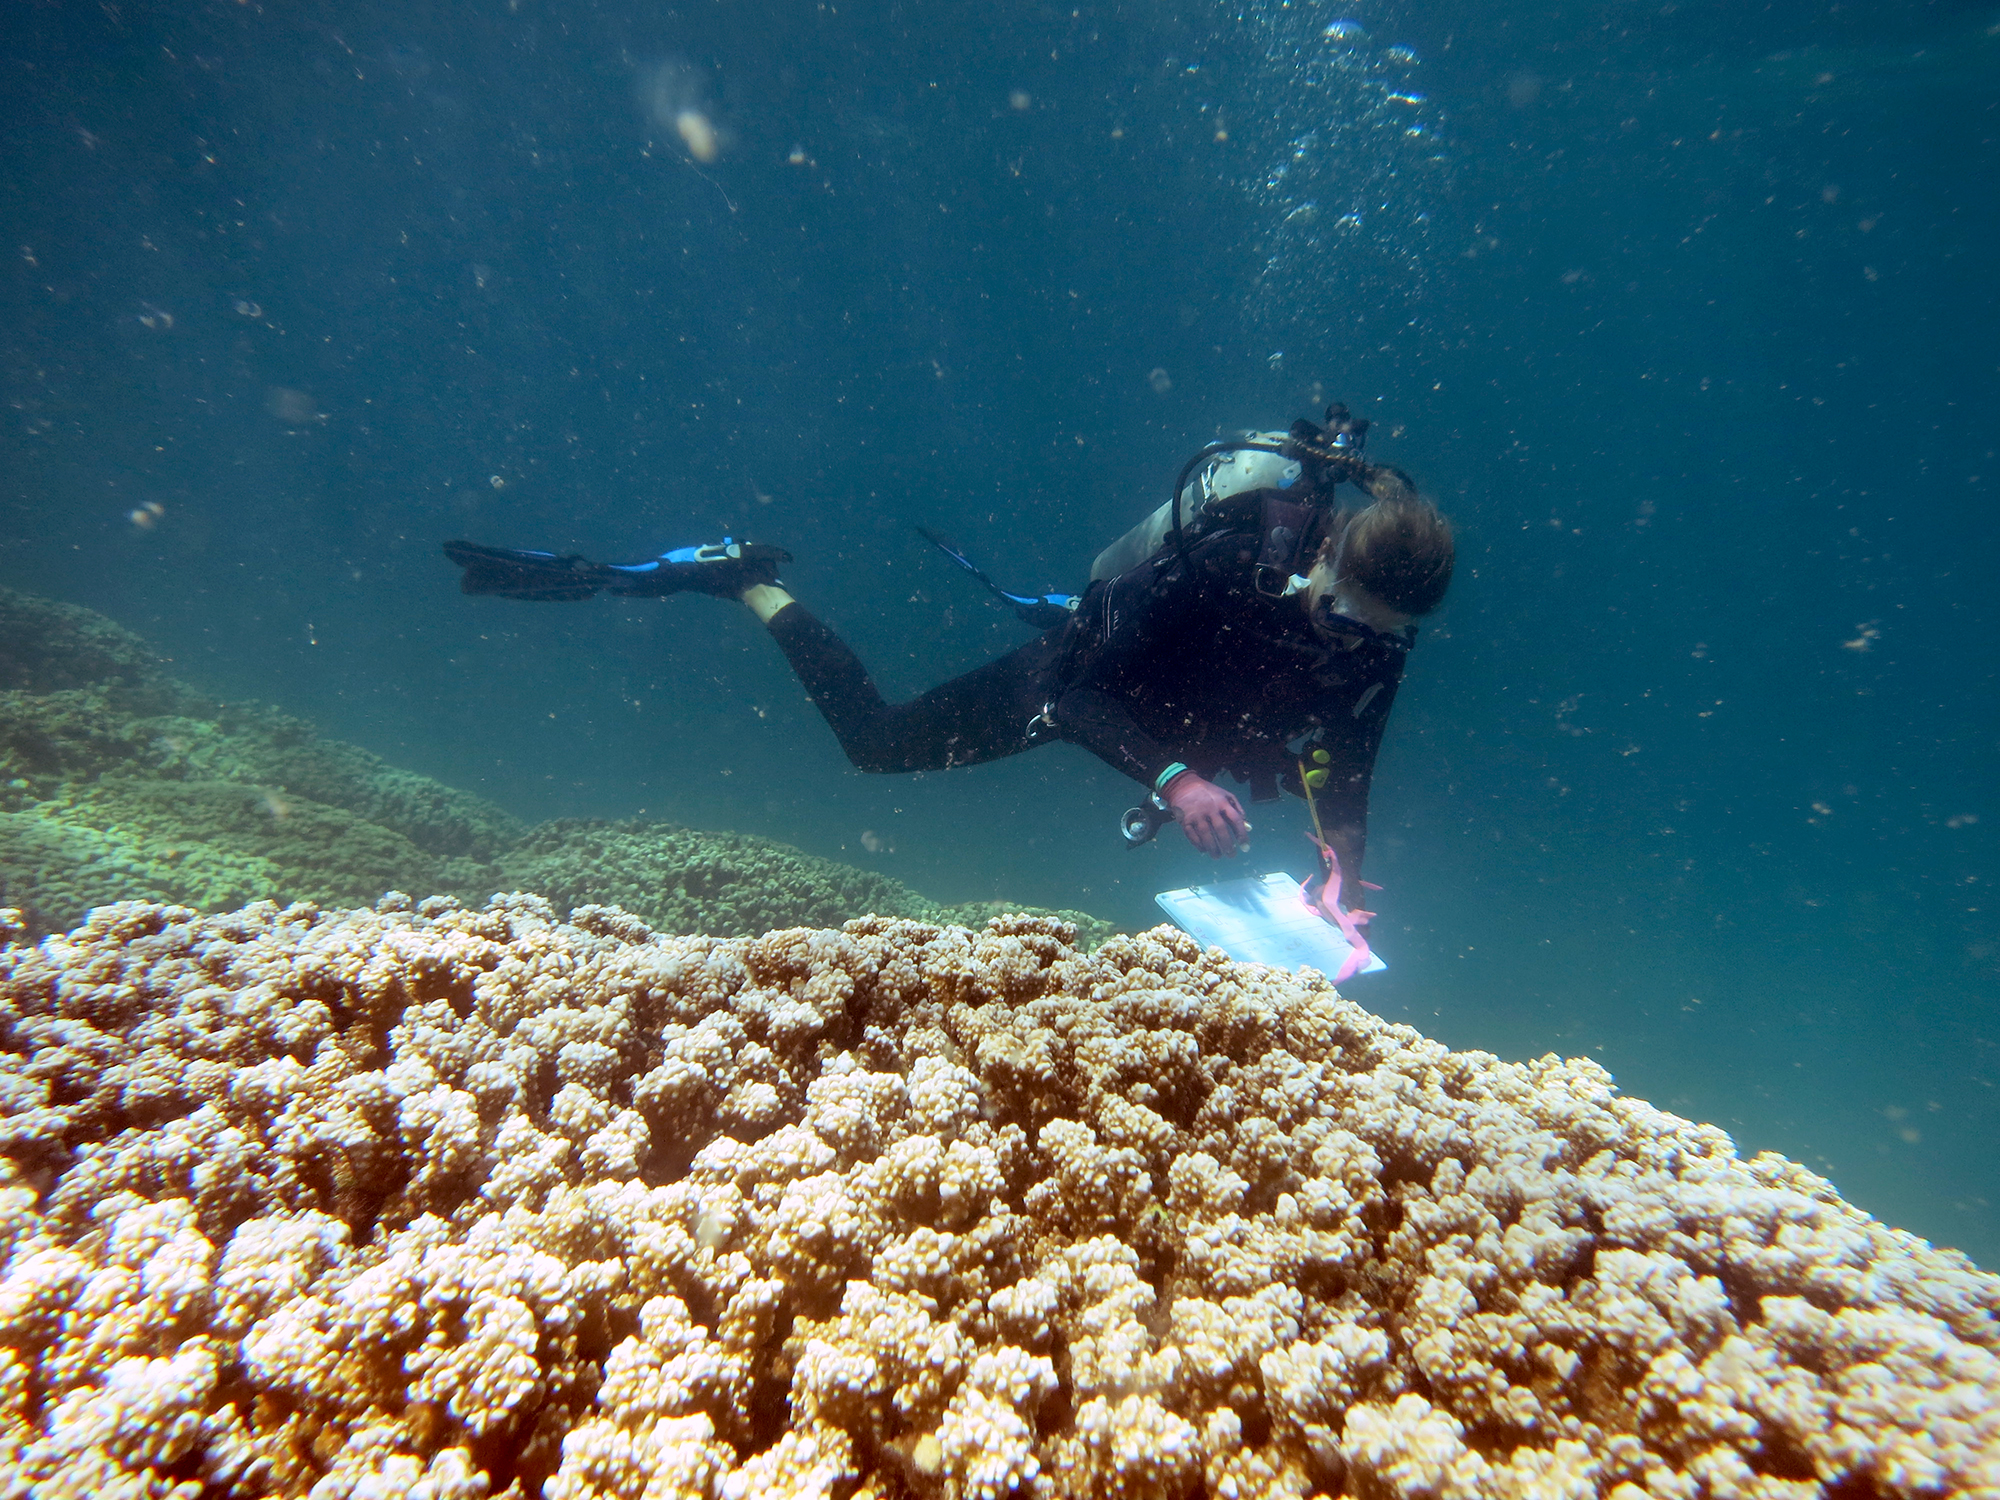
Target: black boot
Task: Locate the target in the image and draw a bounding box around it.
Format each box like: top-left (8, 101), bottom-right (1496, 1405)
top-left (604, 539), bottom-right (791, 598)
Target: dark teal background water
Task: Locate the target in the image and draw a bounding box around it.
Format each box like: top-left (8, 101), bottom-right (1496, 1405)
top-left (3, 1), bottom-right (1994, 1263)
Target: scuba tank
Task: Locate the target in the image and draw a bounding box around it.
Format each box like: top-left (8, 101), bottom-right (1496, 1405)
top-left (1091, 404), bottom-right (1380, 599)
top-left (1089, 434), bottom-right (1304, 582)
top-left (919, 403), bottom-right (1387, 626)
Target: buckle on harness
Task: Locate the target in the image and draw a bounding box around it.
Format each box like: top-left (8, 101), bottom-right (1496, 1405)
top-left (1026, 700), bottom-right (1058, 742)
top-left (1254, 566), bottom-right (1311, 599)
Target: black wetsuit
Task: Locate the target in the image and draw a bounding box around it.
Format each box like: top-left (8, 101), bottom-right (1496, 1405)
top-left (768, 510), bottom-right (1407, 857)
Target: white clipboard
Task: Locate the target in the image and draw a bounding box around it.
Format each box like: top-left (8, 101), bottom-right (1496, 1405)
top-left (1155, 871), bottom-right (1387, 977)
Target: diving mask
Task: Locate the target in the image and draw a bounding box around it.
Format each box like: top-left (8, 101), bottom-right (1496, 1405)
top-left (1310, 594), bottom-right (1414, 651)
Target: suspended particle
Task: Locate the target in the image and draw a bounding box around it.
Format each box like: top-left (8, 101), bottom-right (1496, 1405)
top-left (676, 110), bottom-right (719, 162)
top-left (264, 387), bottom-right (321, 424)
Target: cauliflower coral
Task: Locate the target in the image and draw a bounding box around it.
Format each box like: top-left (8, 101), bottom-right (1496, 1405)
top-left (0, 893), bottom-right (1994, 1500)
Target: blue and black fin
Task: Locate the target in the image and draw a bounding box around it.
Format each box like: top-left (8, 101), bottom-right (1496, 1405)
top-left (915, 526), bottom-right (1077, 630)
top-left (443, 541), bottom-right (614, 602)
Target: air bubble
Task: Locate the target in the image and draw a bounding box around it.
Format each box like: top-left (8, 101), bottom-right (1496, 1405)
top-left (1232, 4), bottom-right (1446, 341)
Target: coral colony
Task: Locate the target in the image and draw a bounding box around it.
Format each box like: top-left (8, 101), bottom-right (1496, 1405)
top-left (1, 900), bottom-right (1996, 1495)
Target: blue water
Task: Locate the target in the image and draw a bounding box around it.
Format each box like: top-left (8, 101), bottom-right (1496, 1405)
top-left (2, 1), bottom-right (1994, 1263)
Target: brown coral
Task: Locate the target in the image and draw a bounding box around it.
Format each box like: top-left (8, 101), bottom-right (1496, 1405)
top-left (0, 895), bottom-right (1995, 1499)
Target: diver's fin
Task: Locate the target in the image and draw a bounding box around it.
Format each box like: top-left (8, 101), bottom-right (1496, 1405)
top-left (914, 526), bottom-right (1078, 630)
top-left (914, 526), bottom-right (988, 583)
top-left (443, 540), bottom-right (614, 602)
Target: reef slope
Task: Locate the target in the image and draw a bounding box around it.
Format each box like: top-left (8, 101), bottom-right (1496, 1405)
top-left (0, 586), bottom-right (1107, 945)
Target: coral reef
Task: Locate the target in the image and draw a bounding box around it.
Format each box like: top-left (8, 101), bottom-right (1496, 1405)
top-left (0, 586), bottom-right (1108, 945)
top-left (0, 588), bottom-right (180, 702)
top-left (1, 894), bottom-right (1994, 1499)
top-left (0, 586), bottom-right (522, 929)
top-left (0, 703), bottom-right (513, 932)
top-left (496, 821), bottom-right (1113, 954)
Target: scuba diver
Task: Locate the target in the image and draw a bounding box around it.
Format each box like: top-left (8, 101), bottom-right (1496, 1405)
top-left (443, 402), bottom-right (1454, 926)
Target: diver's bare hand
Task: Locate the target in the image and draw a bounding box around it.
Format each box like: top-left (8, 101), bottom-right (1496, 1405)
top-left (1164, 772), bottom-right (1249, 858)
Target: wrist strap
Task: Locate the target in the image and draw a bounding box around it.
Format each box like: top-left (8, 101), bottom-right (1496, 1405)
top-left (1153, 761), bottom-right (1191, 794)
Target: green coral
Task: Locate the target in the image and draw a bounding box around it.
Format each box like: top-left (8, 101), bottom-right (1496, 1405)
top-left (140, 702), bottom-right (523, 861)
top-left (938, 897), bottom-right (1116, 949)
top-left (50, 776), bottom-right (493, 909)
top-left (0, 586), bottom-right (1118, 946)
top-left (0, 688), bottom-right (520, 864)
top-left (497, 819), bottom-right (1116, 947)
top-left (0, 688), bottom-right (162, 804)
top-left (0, 812), bottom-right (191, 925)
top-left (0, 588), bottom-right (182, 701)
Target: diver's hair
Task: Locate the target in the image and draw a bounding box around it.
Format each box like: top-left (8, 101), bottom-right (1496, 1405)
top-left (1318, 492), bottom-right (1455, 616)
top-left (1357, 463), bottom-right (1420, 505)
